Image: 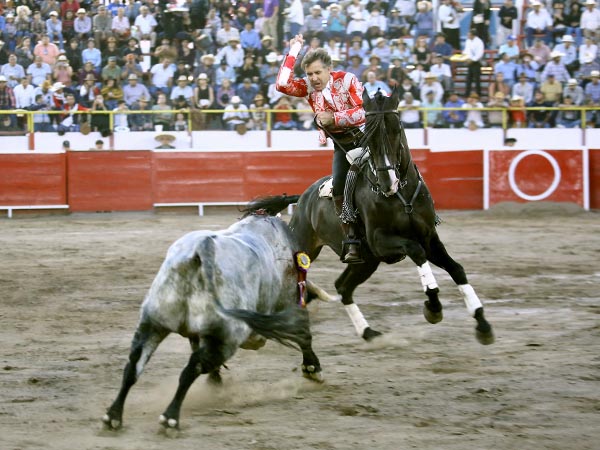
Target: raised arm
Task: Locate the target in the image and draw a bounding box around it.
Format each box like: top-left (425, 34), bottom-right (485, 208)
top-left (275, 34), bottom-right (308, 97)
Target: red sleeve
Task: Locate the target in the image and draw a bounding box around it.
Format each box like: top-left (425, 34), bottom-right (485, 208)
top-left (275, 54), bottom-right (308, 98)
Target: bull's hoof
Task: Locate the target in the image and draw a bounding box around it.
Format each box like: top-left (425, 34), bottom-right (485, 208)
top-left (207, 370), bottom-right (223, 386)
top-left (301, 364), bottom-right (324, 383)
top-left (423, 302), bottom-right (443, 324)
top-left (362, 327), bottom-right (382, 341)
top-left (159, 414), bottom-right (179, 429)
top-left (102, 412), bottom-right (122, 430)
top-left (476, 326), bottom-right (495, 345)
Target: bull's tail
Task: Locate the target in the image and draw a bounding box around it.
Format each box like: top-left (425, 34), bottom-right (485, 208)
top-left (242, 194), bottom-right (300, 217)
top-left (218, 306), bottom-right (312, 351)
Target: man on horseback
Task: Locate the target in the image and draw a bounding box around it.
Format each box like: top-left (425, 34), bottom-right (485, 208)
top-left (276, 33), bottom-right (365, 263)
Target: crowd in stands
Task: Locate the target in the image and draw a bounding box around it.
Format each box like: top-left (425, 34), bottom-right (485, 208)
top-left (0, 0), bottom-right (599, 136)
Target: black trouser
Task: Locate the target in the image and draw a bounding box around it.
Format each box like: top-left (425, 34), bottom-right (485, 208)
top-left (443, 27), bottom-right (460, 50)
top-left (332, 145), bottom-right (351, 197)
top-left (466, 60), bottom-right (481, 96)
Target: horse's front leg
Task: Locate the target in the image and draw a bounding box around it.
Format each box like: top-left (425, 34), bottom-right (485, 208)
top-left (427, 232), bottom-right (494, 345)
top-left (335, 259), bottom-right (382, 341)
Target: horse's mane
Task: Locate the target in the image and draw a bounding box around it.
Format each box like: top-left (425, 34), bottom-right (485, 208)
top-left (242, 195), bottom-right (300, 218)
top-left (360, 89), bottom-right (403, 161)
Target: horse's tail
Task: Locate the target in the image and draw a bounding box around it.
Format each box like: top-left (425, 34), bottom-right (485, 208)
top-left (242, 194), bottom-right (300, 217)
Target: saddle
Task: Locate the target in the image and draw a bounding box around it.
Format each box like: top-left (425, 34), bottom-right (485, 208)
top-left (318, 149), bottom-right (370, 199)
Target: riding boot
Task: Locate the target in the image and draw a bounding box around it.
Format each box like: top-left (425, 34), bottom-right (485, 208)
top-left (333, 196), bottom-right (362, 264)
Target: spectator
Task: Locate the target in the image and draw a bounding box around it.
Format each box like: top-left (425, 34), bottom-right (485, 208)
top-left (429, 53), bottom-right (453, 93)
top-left (94, 5), bottom-right (114, 53)
top-left (253, 9), bottom-right (265, 37)
top-left (74, 8), bottom-right (92, 41)
top-left (240, 22), bottom-right (261, 52)
top-left (399, 77), bottom-right (421, 102)
top-left (486, 91), bottom-right (509, 128)
top-left (122, 37), bottom-right (143, 63)
top-left (113, 100), bottom-right (130, 131)
top-left (529, 37), bottom-right (552, 67)
top-left (100, 77), bottom-right (123, 110)
top-left (540, 74), bottom-right (564, 104)
top-left (498, 35), bottom-right (521, 61)
top-left (394, 38), bottom-right (413, 63)
top-left (387, 55), bottom-right (407, 87)
top-left (581, 0), bottom-right (600, 40)
top-left (216, 37), bottom-right (244, 70)
top-left (62, 10), bottom-right (76, 42)
top-left (556, 95), bottom-right (582, 127)
top-left (525, 1), bottom-right (553, 47)
top-left (120, 53), bottom-right (143, 82)
top-left (129, 95), bottom-right (154, 131)
top-left (30, 93), bottom-right (53, 132)
top-left (262, 0), bottom-right (280, 49)
top-left (361, 55), bottom-right (386, 82)
top-left (34, 79), bottom-right (53, 106)
top-left (0, 114), bottom-right (20, 133)
top-left (192, 74), bottom-right (214, 130)
top-left (15, 7), bottom-right (32, 45)
top-left (101, 56), bottom-right (121, 82)
top-left (46, 11), bottom-right (64, 50)
top-left (101, 37), bottom-right (121, 67)
top-left (527, 90), bottom-right (553, 128)
top-left (89, 94), bottom-right (110, 135)
top-left (366, 7), bottom-right (388, 43)
top-left (584, 70), bottom-right (600, 104)
top-left (388, 8), bottom-right (411, 39)
top-left (414, 1), bottom-right (434, 41)
top-left (236, 54), bottom-right (260, 86)
top-left (15, 37), bottom-right (34, 69)
top-left (111, 7), bottom-right (130, 44)
top-left (471, 0), bottom-right (492, 46)
top-left (249, 93), bottom-right (268, 130)
top-left (1, 54), bottom-right (25, 89)
top-left (512, 72), bottom-right (535, 103)
top-left (79, 73), bottom-right (100, 107)
top-left (196, 53), bottom-right (217, 85)
top-left (516, 52), bottom-right (540, 83)
top-left (14, 77), bottom-right (35, 109)
top-left (438, 0), bottom-right (462, 50)
top-left (541, 50), bottom-right (570, 83)
top-left (82, 38), bottom-right (102, 70)
top-left (325, 3), bottom-right (345, 41)
top-left (154, 133), bottom-right (176, 149)
top-left (371, 37), bottom-right (391, 68)
top-left (58, 92), bottom-right (89, 134)
top-left (123, 73), bottom-right (150, 107)
top-left (551, 3), bottom-right (569, 44)
top-left (566, 1), bottom-right (584, 46)
top-left (554, 34), bottom-right (579, 75)
top-left (399, 92), bottom-right (422, 128)
top-left (420, 72), bottom-right (444, 103)
top-left (421, 89), bottom-right (443, 127)
top-left (170, 75), bottom-right (194, 103)
top-left (216, 18), bottom-right (240, 48)
top-left (3, 14), bottom-right (18, 53)
top-left (216, 77), bottom-right (236, 109)
top-left (65, 38), bottom-right (83, 73)
top-left (149, 57), bottom-right (175, 98)
top-left (53, 54), bottom-right (73, 88)
top-left (41, 0), bottom-right (61, 20)
top-left (27, 56), bottom-right (52, 87)
top-left (431, 33), bottom-right (454, 61)
top-left (497, 0), bottom-right (519, 47)
top-left (236, 78), bottom-right (258, 107)
top-left (323, 38), bottom-right (343, 63)
top-left (494, 52), bottom-right (518, 87)
top-left (133, 5), bottom-right (157, 48)
top-left (508, 94), bottom-right (527, 127)
top-left (410, 63), bottom-right (428, 88)
top-left (363, 71), bottom-right (391, 97)
top-left (152, 92), bottom-right (174, 131)
top-left (77, 60), bottom-right (99, 86)
top-left (106, 0), bottom-right (122, 17)
top-left (223, 95), bottom-right (249, 130)
top-left (488, 72), bottom-right (512, 99)
top-left (272, 96), bottom-right (298, 130)
top-left (30, 11), bottom-right (47, 44)
top-left (563, 78), bottom-right (585, 105)
top-left (578, 36), bottom-right (598, 67)
top-left (33, 35), bottom-right (60, 66)
top-left (260, 52), bottom-right (281, 88)
top-left (463, 29), bottom-right (485, 97)
top-left (61, 0), bottom-right (81, 19)
top-left (347, 13), bottom-right (368, 40)
top-left (215, 61), bottom-right (236, 87)
top-left (93, 139), bottom-right (105, 150)
top-left (442, 91), bottom-right (466, 128)
top-left (347, 36), bottom-right (368, 63)
top-left (462, 92), bottom-right (485, 129)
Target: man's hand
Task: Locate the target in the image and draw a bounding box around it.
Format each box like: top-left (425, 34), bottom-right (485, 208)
top-left (289, 34), bottom-right (304, 49)
top-left (316, 111), bottom-right (334, 127)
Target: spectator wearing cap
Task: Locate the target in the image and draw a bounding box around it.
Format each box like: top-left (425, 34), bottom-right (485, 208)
top-left (494, 52), bottom-right (518, 88)
top-left (240, 22), bottom-right (261, 52)
top-left (524, 1), bottom-right (553, 47)
top-left (196, 54), bottom-right (217, 85)
top-left (498, 0), bottom-right (518, 47)
top-left (260, 52), bottom-right (280, 86)
top-left (581, 0), bottom-right (600, 40)
top-left (82, 38), bottom-right (102, 70)
top-left (100, 77), bottom-right (123, 109)
top-left (249, 93), bottom-right (268, 130)
top-left (14, 77), bottom-right (35, 109)
top-left (216, 18), bottom-right (241, 48)
top-left (170, 75), bottom-right (194, 103)
top-left (584, 70), bottom-right (600, 103)
top-left (129, 95), bottom-right (154, 131)
top-left (1, 54), bottom-right (25, 89)
top-left (361, 54), bottom-right (386, 82)
top-left (111, 7), bottom-right (130, 44)
top-left (235, 77), bottom-right (259, 107)
top-left (498, 35), bottom-right (520, 61)
top-left (541, 51), bottom-right (570, 83)
top-left (420, 72), bottom-right (444, 103)
top-left (462, 92), bottom-right (485, 129)
top-left (431, 34), bottom-right (453, 62)
top-left (414, 1), bottom-right (434, 41)
top-left (347, 36), bottom-right (368, 63)
top-left (101, 56), bottom-right (122, 82)
top-left (512, 72), bottom-right (535, 103)
top-left (46, 11), bottom-right (65, 50)
top-left (388, 8), bottom-right (411, 39)
top-left (399, 92), bottom-right (422, 128)
top-left (258, 35), bottom-right (277, 60)
top-left (74, 8), bottom-right (92, 41)
top-left (346, 54), bottom-right (367, 80)
top-left (216, 37), bottom-right (244, 69)
top-left (123, 73), bottom-right (150, 106)
top-left (27, 56), bottom-right (52, 87)
top-left (93, 5), bottom-right (113, 49)
top-left (192, 74), bottom-right (214, 130)
top-left (33, 34), bottom-right (60, 66)
top-left (563, 78), bottom-right (584, 105)
top-left (41, 0), bottom-right (61, 20)
top-left (371, 37), bottom-right (391, 68)
top-left (223, 95), bottom-right (250, 130)
top-left (301, 5), bottom-right (326, 43)
top-left (79, 73), bottom-right (100, 107)
top-left (149, 57), bottom-right (175, 98)
top-left (324, 4), bottom-right (344, 41)
top-left (554, 35), bottom-right (579, 75)
top-left (133, 5), bottom-right (157, 47)
top-left (346, 12), bottom-right (368, 39)
top-left (442, 91), bottom-right (466, 128)
top-left (53, 54), bottom-right (74, 88)
top-left (34, 79), bottom-right (53, 105)
top-left (430, 54), bottom-right (453, 93)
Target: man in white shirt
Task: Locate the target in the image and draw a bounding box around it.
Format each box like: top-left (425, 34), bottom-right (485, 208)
top-left (223, 96), bottom-right (249, 131)
top-left (27, 56), bottom-right (52, 87)
top-left (133, 5), bottom-right (157, 47)
top-left (398, 92), bottom-right (421, 128)
top-left (581, 0), bottom-right (600, 40)
top-left (429, 53), bottom-right (453, 93)
top-left (170, 75), bottom-right (194, 103)
top-left (463, 29), bottom-right (485, 97)
top-left (524, 0), bottom-right (553, 47)
top-left (14, 77), bottom-right (36, 109)
top-left (438, 0), bottom-right (462, 49)
top-left (215, 37), bottom-right (244, 69)
top-left (74, 8), bottom-right (92, 41)
top-left (1, 54), bottom-right (26, 89)
top-left (149, 57), bottom-right (175, 97)
top-left (216, 18), bottom-right (241, 48)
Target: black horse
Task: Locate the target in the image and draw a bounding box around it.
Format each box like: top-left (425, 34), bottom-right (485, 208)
top-left (252, 89), bottom-right (494, 345)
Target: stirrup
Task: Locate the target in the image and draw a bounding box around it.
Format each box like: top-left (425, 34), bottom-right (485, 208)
top-left (341, 239), bottom-right (363, 264)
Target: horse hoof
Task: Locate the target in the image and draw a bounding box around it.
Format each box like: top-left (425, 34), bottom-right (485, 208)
top-left (303, 370), bottom-right (324, 383)
top-left (363, 327), bottom-right (382, 341)
top-left (476, 328), bottom-right (495, 345)
top-left (102, 413), bottom-right (121, 430)
top-left (423, 307), bottom-right (443, 324)
top-left (159, 414), bottom-right (179, 429)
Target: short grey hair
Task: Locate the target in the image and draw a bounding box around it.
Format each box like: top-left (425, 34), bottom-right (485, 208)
top-left (302, 48), bottom-right (332, 71)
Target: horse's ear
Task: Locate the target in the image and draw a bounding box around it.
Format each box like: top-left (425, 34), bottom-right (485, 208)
top-left (362, 88), bottom-right (370, 107)
top-left (390, 85), bottom-right (400, 105)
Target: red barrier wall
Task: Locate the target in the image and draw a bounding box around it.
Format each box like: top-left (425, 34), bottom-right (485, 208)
top-left (0, 154), bottom-right (66, 205)
top-left (590, 149), bottom-right (600, 210)
top-left (67, 151), bottom-right (153, 211)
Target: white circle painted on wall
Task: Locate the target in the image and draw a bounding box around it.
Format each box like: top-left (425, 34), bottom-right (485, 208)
top-left (508, 150), bottom-right (561, 201)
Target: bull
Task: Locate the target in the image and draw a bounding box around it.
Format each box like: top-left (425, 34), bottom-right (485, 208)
top-left (102, 196), bottom-right (333, 430)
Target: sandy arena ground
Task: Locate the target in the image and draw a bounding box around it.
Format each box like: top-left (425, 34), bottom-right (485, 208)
top-left (0, 204), bottom-right (598, 450)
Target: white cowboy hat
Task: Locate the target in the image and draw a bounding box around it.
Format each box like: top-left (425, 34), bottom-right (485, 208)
top-left (567, 78), bottom-right (578, 85)
top-left (52, 81), bottom-right (65, 90)
top-left (230, 96), bottom-right (241, 104)
top-left (561, 34), bottom-right (574, 43)
top-left (550, 50), bottom-right (564, 58)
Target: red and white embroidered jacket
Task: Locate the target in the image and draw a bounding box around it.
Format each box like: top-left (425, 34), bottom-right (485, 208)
top-left (276, 52), bottom-right (365, 144)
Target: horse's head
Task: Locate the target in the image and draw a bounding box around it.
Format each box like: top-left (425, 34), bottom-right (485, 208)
top-left (361, 88), bottom-right (405, 196)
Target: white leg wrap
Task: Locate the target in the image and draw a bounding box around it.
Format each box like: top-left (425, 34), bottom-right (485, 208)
top-left (344, 303), bottom-right (369, 337)
top-left (417, 262), bottom-right (439, 292)
top-left (458, 284), bottom-right (483, 317)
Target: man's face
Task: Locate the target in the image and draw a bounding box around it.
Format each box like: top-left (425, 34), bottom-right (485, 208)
top-left (305, 60), bottom-right (331, 91)
top-left (67, 95), bottom-right (76, 106)
top-left (8, 55), bottom-right (16, 65)
top-left (35, 57), bottom-right (42, 66)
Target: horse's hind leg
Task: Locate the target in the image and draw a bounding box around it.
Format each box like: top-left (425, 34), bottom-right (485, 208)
top-left (300, 327), bottom-right (323, 383)
top-left (335, 260), bottom-right (382, 341)
top-left (189, 335), bottom-right (222, 385)
top-left (427, 233), bottom-right (494, 345)
top-left (103, 320), bottom-right (169, 430)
